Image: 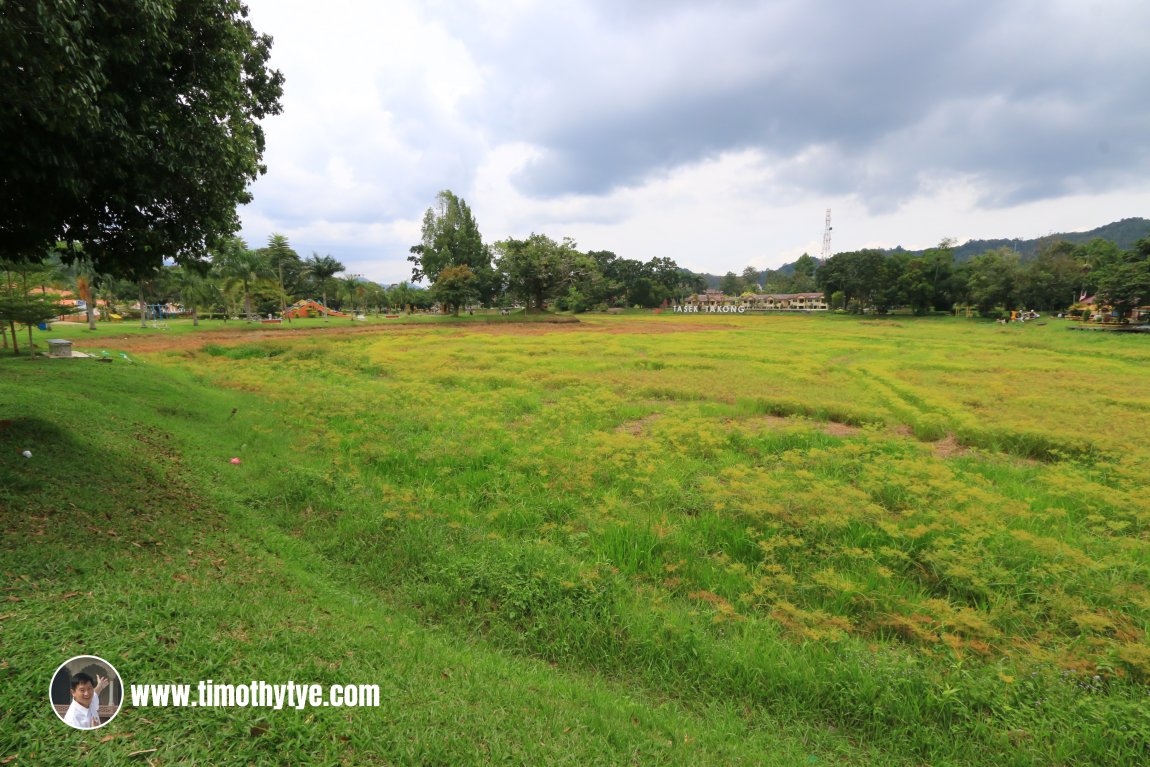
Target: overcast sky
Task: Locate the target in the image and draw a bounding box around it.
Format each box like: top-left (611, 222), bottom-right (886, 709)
top-left (237, 0), bottom-right (1150, 284)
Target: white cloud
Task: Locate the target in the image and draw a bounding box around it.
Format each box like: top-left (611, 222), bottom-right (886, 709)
top-left (239, 0), bottom-right (1150, 282)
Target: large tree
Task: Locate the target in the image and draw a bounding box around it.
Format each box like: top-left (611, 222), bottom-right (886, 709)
top-left (895, 257), bottom-right (937, 315)
top-left (0, 1), bottom-right (283, 275)
top-left (431, 265), bottom-right (479, 316)
top-left (872, 251), bottom-right (910, 313)
top-left (816, 250), bottom-right (886, 310)
top-left (1078, 238), bottom-right (1123, 296)
top-left (963, 248), bottom-right (1022, 316)
top-left (408, 190), bottom-right (496, 304)
top-left (1019, 240), bottom-right (1085, 311)
top-left (1094, 237), bottom-right (1150, 321)
top-left (585, 250), bottom-right (625, 307)
top-left (495, 234), bottom-right (590, 312)
top-left (719, 272), bottom-right (745, 296)
top-left (783, 253), bottom-right (819, 293)
top-left (647, 257), bottom-right (694, 305)
top-left (919, 239), bottom-right (958, 311)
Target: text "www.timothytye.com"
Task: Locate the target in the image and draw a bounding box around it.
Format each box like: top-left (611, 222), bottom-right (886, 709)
top-left (130, 681), bottom-right (380, 709)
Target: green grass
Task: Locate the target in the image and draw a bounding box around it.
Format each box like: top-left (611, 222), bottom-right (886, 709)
top-left (3, 313), bottom-right (1148, 765)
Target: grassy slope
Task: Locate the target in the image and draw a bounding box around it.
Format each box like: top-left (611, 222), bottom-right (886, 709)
top-left (0, 355), bottom-right (895, 766)
top-left (3, 314), bottom-right (1148, 766)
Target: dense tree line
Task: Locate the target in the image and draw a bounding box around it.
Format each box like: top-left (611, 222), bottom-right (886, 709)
top-left (718, 254), bottom-right (820, 296)
top-left (403, 190), bottom-right (1147, 319)
top-left (815, 238), bottom-right (1150, 317)
top-left (1, 233), bottom-right (440, 355)
top-left (409, 190), bottom-right (705, 314)
top-left (8, 177), bottom-right (720, 352)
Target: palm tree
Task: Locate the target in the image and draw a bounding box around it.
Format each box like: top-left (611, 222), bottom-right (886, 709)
top-left (339, 274), bottom-right (365, 315)
top-left (169, 266), bottom-right (221, 326)
top-left (213, 238), bottom-right (269, 321)
top-left (265, 233), bottom-right (301, 322)
top-left (389, 281), bottom-right (415, 314)
top-left (302, 253), bottom-right (345, 317)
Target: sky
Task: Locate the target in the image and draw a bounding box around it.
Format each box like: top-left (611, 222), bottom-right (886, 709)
top-left (237, 0), bottom-right (1150, 285)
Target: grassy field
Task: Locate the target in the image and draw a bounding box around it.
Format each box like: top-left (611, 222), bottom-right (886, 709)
top-left (2, 313), bottom-right (1148, 765)
top-left (26, 308), bottom-right (575, 339)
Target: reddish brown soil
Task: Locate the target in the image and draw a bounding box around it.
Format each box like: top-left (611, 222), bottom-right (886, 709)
top-left (615, 414), bottom-right (662, 436)
top-left (89, 318), bottom-right (738, 354)
top-left (822, 421), bottom-right (860, 437)
top-left (931, 434), bottom-right (970, 458)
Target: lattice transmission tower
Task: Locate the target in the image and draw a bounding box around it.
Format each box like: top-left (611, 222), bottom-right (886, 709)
top-left (820, 208), bottom-right (833, 262)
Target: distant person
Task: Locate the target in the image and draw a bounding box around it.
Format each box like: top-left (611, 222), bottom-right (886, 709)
top-left (63, 672), bottom-right (109, 728)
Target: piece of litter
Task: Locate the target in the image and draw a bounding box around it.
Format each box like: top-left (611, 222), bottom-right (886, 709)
top-left (230, 457), bottom-right (242, 465)
top-left (22, 450), bottom-right (32, 459)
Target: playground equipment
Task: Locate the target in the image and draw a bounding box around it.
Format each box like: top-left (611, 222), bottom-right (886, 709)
top-left (283, 299), bottom-right (350, 319)
top-left (143, 304), bottom-right (170, 328)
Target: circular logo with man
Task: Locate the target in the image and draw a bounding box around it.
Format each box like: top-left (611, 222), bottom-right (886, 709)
top-left (50, 655), bottom-right (123, 730)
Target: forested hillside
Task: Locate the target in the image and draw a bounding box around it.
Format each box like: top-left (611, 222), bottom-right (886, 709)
top-left (913, 217), bottom-right (1150, 263)
top-left (705, 217), bottom-right (1150, 287)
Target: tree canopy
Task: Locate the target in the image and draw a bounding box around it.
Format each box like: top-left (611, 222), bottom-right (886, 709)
top-left (408, 190), bottom-right (495, 303)
top-left (0, 1), bottom-right (284, 275)
top-left (815, 249), bottom-right (886, 308)
top-left (212, 237), bottom-right (268, 320)
top-left (1094, 237), bottom-right (1150, 320)
top-left (495, 234), bottom-right (592, 311)
top-left (431, 265), bottom-right (480, 316)
top-left (302, 254), bottom-right (346, 311)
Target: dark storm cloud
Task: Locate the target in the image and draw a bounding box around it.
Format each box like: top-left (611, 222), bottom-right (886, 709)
top-left (453, 0), bottom-right (1150, 209)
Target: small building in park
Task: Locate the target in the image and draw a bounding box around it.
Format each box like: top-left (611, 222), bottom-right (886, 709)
top-left (685, 290), bottom-right (829, 311)
top-left (686, 290), bottom-right (739, 309)
top-left (1068, 296), bottom-right (1149, 324)
top-left (28, 286), bottom-right (111, 322)
top-left (743, 292), bottom-right (829, 311)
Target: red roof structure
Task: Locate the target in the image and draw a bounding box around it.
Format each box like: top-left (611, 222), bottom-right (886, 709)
top-left (283, 299), bottom-right (349, 319)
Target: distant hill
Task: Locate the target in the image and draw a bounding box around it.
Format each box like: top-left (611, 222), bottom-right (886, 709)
top-left (893, 217), bottom-right (1150, 263)
top-left (698, 217), bottom-right (1150, 284)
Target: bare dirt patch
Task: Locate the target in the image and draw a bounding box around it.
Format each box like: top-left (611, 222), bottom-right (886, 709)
top-left (616, 414), bottom-right (661, 436)
top-left (932, 434), bottom-right (970, 458)
top-left (740, 415), bottom-right (793, 432)
top-left (822, 421), bottom-right (860, 437)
